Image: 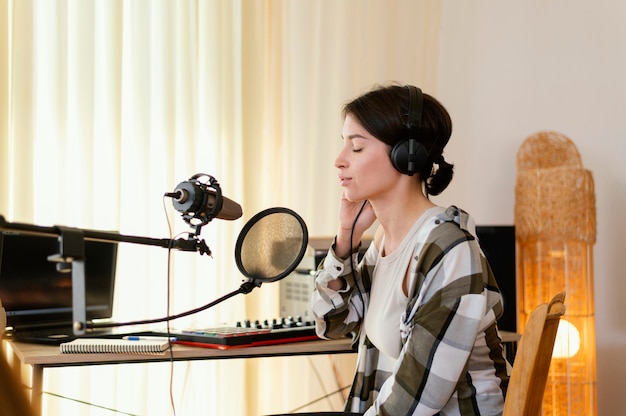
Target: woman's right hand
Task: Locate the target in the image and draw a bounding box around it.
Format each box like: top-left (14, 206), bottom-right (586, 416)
top-left (335, 194), bottom-right (376, 258)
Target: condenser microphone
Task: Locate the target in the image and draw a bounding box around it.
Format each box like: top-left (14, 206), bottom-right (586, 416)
top-left (165, 178), bottom-right (243, 221)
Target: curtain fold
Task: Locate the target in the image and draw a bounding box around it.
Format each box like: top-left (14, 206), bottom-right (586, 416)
top-left (2, 0), bottom-right (441, 414)
top-left (0, 0), bottom-right (9, 212)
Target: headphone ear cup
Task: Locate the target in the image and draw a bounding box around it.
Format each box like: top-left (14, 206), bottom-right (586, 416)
top-left (390, 139), bottom-right (429, 175)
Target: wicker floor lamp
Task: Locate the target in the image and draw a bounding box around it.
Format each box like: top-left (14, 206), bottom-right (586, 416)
top-left (515, 131), bottom-right (597, 415)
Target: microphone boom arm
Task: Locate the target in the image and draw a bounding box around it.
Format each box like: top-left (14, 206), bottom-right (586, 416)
top-left (0, 214), bottom-right (212, 335)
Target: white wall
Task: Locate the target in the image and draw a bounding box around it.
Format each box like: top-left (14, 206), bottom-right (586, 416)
top-left (436, 2), bottom-right (626, 414)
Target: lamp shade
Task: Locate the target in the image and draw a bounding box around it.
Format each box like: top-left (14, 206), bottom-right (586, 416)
top-left (515, 131), bottom-right (597, 415)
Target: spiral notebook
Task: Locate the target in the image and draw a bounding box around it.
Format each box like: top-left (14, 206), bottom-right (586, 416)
top-left (60, 338), bottom-right (171, 354)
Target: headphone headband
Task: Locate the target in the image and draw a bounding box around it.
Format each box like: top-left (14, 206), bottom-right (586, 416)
top-left (406, 85), bottom-right (423, 132)
top-left (390, 85), bottom-right (427, 176)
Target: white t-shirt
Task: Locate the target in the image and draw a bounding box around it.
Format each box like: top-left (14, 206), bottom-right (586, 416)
top-left (364, 206), bottom-right (444, 359)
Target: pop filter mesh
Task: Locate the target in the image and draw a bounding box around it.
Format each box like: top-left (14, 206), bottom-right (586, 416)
top-left (236, 208), bottom-right (308, 283)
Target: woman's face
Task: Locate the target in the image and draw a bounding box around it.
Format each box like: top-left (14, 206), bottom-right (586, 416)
top-left (335, 113), bottom-right (401, 202)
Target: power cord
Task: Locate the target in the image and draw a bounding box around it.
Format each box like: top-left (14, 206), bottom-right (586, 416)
top-left (162, 195), bottom-right (178, 416)
top-left (328, 354), bottom-right (349, 402)
top-left (306, 356), bottom-right (335, 409)
top-left (21, 385), bottom-right (140, 416)
top-left (287, 384), bottom-right (352, 413)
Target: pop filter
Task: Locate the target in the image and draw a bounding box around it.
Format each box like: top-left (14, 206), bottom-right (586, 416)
top-left (235, 207), bottom-right (308, 284)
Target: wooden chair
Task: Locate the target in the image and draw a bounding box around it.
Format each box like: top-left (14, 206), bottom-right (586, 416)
top-left (503, 292), bottom-right (566, 416)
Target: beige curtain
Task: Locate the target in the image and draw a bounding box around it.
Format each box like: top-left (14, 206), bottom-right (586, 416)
top-left (1, 0), bottom-right (441, 414)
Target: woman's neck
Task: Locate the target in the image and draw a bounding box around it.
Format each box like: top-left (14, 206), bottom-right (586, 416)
top-left (373, 194), bottom-right (436, 255)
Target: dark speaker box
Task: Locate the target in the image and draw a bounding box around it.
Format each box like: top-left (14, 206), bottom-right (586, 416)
top-left (476, 226), bottom-right (517, 332)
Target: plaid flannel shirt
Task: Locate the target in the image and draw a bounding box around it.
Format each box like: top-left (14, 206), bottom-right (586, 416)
top-left (311, 206), bottom-right (510, 415)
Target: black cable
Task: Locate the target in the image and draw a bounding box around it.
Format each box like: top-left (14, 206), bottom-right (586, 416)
top-left (306, 356), bottom-right (335, 409)
top-left (287, 384), bottom-right (352, 413)
top-left (349, 200), bottom-right (368, 310)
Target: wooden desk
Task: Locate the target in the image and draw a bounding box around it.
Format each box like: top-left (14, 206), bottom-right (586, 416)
top-left (3, 338), bottom-right (355, 415)
top-left (4, 331), bottom-right (519, 415)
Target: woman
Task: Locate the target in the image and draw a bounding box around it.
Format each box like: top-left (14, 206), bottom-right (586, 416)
top-left (311, 83), bottom-right (510, 415)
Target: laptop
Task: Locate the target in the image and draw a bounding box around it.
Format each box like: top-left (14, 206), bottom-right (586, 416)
top-left (0, 230), bottom-right (131, 344)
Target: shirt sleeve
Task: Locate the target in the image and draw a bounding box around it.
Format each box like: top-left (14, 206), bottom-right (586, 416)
top-left (311, 241), bottom-right (373, 340)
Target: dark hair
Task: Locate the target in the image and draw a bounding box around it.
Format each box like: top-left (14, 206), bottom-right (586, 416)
top-left (342, 83), bottom-right (454, 196)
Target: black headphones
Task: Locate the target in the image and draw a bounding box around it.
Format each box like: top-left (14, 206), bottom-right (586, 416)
top-left (389, 85), bottom-right (429, 176)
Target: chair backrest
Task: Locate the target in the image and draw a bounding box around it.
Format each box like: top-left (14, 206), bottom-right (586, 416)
top-left (503, 292), bottom-right (566, 416)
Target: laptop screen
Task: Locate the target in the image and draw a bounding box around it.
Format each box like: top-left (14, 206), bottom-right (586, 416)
top-left (0, 231), bottom-right (118, 330)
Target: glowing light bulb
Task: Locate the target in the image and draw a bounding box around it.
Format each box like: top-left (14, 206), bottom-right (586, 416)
top-left (553, 319), bottom-right (581, 359)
